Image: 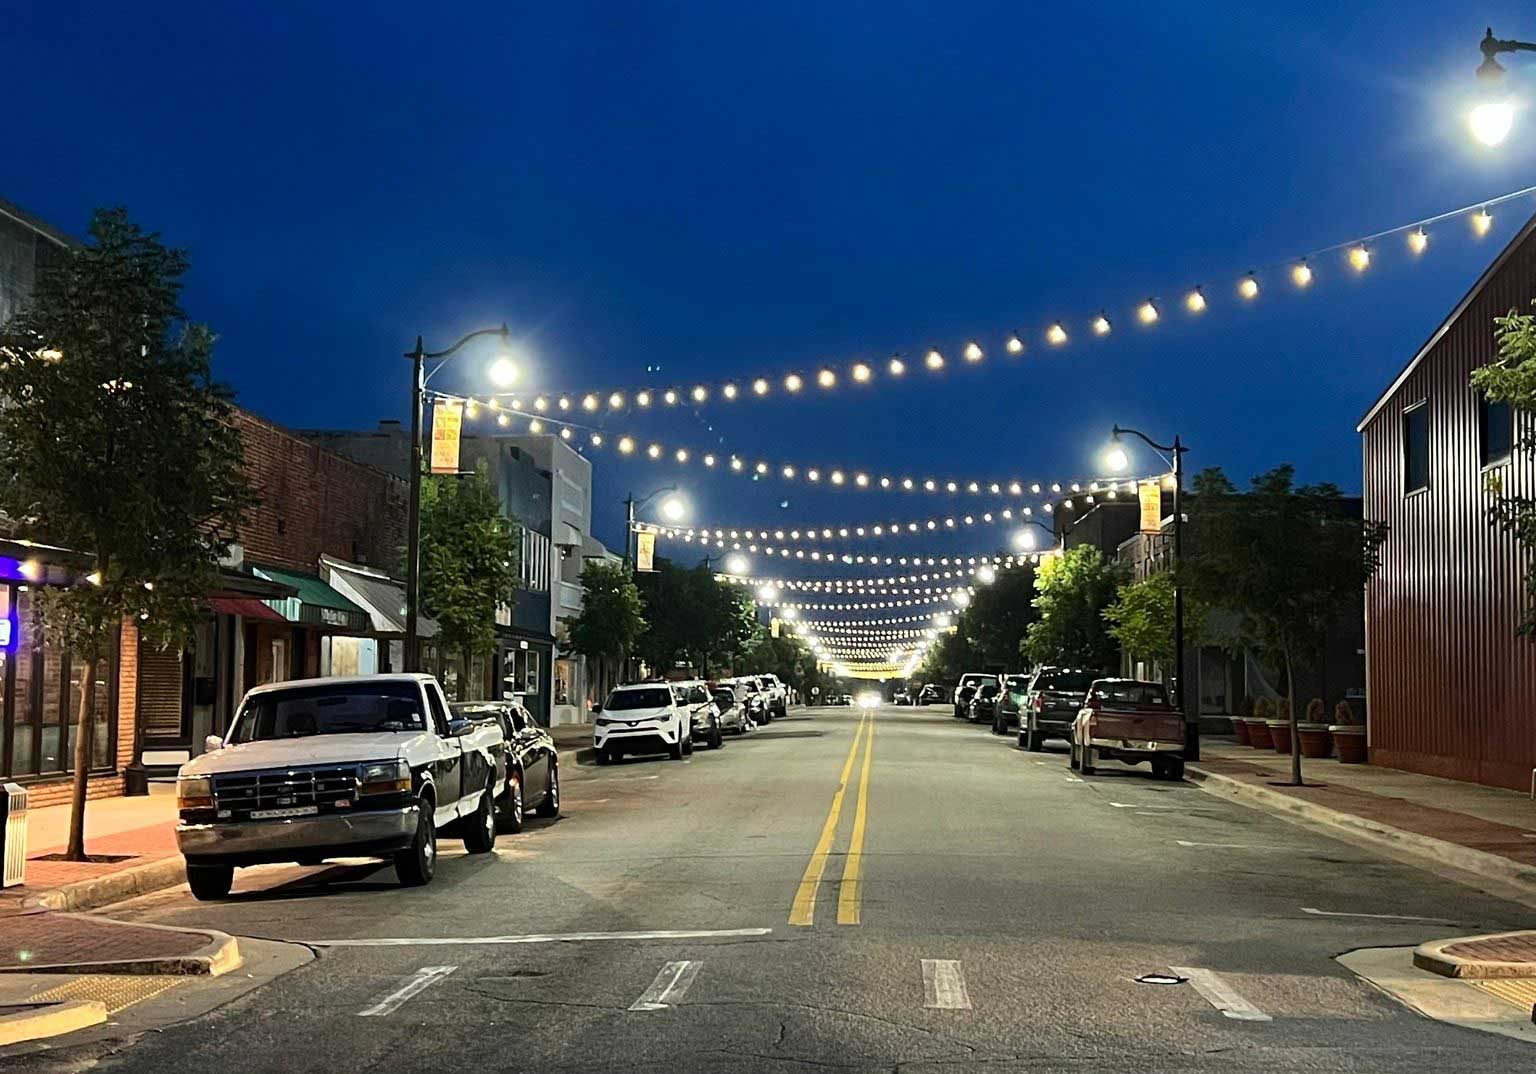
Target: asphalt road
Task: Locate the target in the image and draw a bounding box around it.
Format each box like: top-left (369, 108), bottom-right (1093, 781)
top-left (15, 705), bottom-right (1536, 1073)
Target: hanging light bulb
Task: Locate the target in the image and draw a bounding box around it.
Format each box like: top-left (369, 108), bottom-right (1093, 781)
top-left (646, 443), bottom-right (662, 459)
top-left (1408, 227), bottom-right (1429, 254)
top-left (1137, 300), bottom-right (1159, 325)
top-left (558, 396), bottom-right (571, 410)
top-left (925, 349), bottom-right (945, 369)
top-left (582, 394), bottom-right (599, 411)
top-left (559, 426), bottom-right (572, 440)
top-left (1092, 314), bottom-right (1112, 336)
top-left (663, 389), bottom-right (678, 405)
top-left (785, 373), bottom-right (803, 392)
top-left (591, 433), bottom-right (603, 446)
top-left (1185, 288), bottom-right (1206, 313)
top-left (976, 565), bottom-right (996, 584)
top-left (1006, 332), bottom-right (1025, 355)
top-left (1348, 245), bottom-right (1370, 272)
top-left (852, 362), bottom-right (871, 382)
top-left (1047, 323), bottom-right (1068, 345)
top-left (532, 397), bottom-right (547, 411)
top-left (817, 368), bottom-right (836, 388)
top-left (1291, 261), bottom-right (1313, 287)
top-left (722, 383), bottom-right (738, 399)
top-left (888, 355), bottom-right (906, 375)
top-left (963, 340), bottom-right (983, 361)
top-left (497, 413), bottom-right (510, 427)
top-left (691, 385), bottom-right (708, 402)
top-left (1473, 207), bottom-right (1494, 236)
top-left (1239, 273), bottom-right (1260, 300)
top-left (618, 436), bottom-right (634, 454)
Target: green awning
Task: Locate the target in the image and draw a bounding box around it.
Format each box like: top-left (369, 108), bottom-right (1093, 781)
top-left (254, 566), bottom-right (371, 633)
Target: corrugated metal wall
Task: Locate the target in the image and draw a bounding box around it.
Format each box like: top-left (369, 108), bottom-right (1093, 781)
top-left (1362, 219), bottom-right (1536, 791)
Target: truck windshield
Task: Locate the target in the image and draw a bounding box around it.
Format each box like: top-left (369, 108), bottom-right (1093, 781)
top-left (606, 687), bottom-right (673, 710)
top-left (1091, 682), bottom-right (1169, 707)
top-left (229, 682), bottom-right (426, 742)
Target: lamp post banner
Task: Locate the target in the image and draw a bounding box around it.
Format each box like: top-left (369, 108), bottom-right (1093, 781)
top-left (635, 530), bottom-right (656, 572)
top-left (1139, 480), bottom-right (1162, 534)
top-left (429, 399), bottom-right (464, 474)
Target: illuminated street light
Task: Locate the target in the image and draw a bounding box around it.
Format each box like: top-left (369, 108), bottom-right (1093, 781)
top-left (487, 352), bottom-right (521, 388)
top-left (1470, 100), bottom-right (1516, 146)
top-left (725, 553), bottom-right (750, 574)
top-left (1012, 528), bottom-right (1038, 552)
top-left (1104, 445), bottom-right (1131, 472)
top-left (756, 585), bottom-right (780, 604)
top-left (660, 496), bottom-right (687, 522)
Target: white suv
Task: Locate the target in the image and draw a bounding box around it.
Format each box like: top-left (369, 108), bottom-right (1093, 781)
top-left (593, 683), bottom-right (693, 763)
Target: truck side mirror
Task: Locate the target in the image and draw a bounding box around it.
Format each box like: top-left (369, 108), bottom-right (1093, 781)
top-left (446, 717), bottom-right (473, 737)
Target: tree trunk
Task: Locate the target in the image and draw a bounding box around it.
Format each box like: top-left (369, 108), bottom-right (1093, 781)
top-left (1284, 647), bottom-right (1302, 786)
top-left (65, 654), bottom-right (98, 862)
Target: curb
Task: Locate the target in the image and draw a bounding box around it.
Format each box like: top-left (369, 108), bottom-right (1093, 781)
top-left (20, 855), bottom-right (188, 914)
top-left (1413, 931), bottom-right (1536, 979)
top-left (1185, 764), bottom-right (1536, 897)
top-left (0, 999), bottom-right (106, 1048)
top-left (1, 914), bottom-right (242, 978)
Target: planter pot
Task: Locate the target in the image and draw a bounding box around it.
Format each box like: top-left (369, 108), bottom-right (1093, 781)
top-left (1330, 724), bottom-right (1367, 764)
top-left (1245, 718), bottom-right (1273, 749)
top-left (1266, 719), bottom-right (1293, 754)
top-left (1297, 722), bottom-right (1333, 759)
top-left (1231, 716), bottom-right (1252, 745)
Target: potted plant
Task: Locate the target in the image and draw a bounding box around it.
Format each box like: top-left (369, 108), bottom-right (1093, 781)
top-left (1330, 700), bottom-right (1366, 763)
top-left (1266, 696), bottom-right (1292, 754)
top-left (1246, 697), bottom-right (1274, 749)
top-left (1297, 698), bottom-right (1333, 758)
top-left (1231, 695), bottom-right (1253, 745)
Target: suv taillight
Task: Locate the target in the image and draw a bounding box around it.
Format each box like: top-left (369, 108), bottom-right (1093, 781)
top-left (1033, 696), bottom-right (1044, 711)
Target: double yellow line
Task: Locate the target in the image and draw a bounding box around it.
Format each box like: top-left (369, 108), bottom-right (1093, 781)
top-left (789, 710), bottom-right (875, 926)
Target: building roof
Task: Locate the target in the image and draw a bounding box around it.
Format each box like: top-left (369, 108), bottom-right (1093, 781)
top-left (321, 555), bottom-right (440, 638)
top-left (0, 196), bottom-right (75, 249)
top-left (1357, 207), bottom-right (1536, 432)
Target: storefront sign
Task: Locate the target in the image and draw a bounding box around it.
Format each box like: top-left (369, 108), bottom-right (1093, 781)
top-left (635, 531), bottom-right (656, 572)
top-left (1139, 481), bottom-right (1163, 534)
top-left (430, 399), bottom-right (464, 474)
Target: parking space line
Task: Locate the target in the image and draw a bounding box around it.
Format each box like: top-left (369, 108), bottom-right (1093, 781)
top-left (1300, 907), bottom-right (1453, 922)
top-left (357, 965), bottom-right (457, 1016)
top-left (311, 928), bottom-right (772, 947)
top-left (629, 960), bottom-right (702, 1011)
top-left (836, 715), bottom-right (876, 925)
top-left (920, 959), bottom-right (972, 1009)
top-left (1175, 840), bottom-right (1300, 850)
top-left (1168, 966), bottom-right (1271, 1022)
top-left (789, 713), bottom-right (869, 926)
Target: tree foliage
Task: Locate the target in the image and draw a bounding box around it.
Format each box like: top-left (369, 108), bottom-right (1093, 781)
top-left (1102, 572), bottom-right (1207, 669)
top-left (964, 563), bottom-right (1039, 666)
top-left (567, 558), bottom-right (646, 667)
top-left (419, 464), bottom-right (520, 673)
top-left (1184, 464), bottom-right (1386, 784)
top-left (636, 559), bottom-right (756, 676)
top-left (1471, 303), bottom-right (1536, 637)
top-left (1022, 545), bottom-right (1126, 670)
top-left (914, 627), bottom-right (981, 686)
top-left (0, 208), bottom-right (254, 858)
top-left (737, 629), bottom-right (826, 699)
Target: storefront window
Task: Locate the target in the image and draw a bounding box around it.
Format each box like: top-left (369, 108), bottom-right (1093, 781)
top-left (4, 652), bottom-right (29, 776)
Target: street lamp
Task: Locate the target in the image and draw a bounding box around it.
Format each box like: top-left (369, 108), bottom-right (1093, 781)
top-left (1108, 424), bottom-right (1194, 760)
top-left (404, 324), bottom-right (514, 672)
top-left (1011, 519), bottom-right (1056, 552)
top-left (623, 486), bottom-right (688, 573)
top-left (725, 553), bottom-right (750, 575)
top-left (1471, 27), bottom-right (1536, 146)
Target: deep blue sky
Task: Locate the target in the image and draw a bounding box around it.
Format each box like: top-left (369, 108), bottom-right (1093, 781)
top-left (8, 3), bottom-right (1536, 567)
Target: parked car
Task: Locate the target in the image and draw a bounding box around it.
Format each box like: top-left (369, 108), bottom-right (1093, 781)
top-left (672, 680), bottom-right (725, 749)
top-left (710, 683), bottom-right (754, 734)
top-left (893, 689), bottom-right (913, 706)
top-left (175, 674), bottom-right (504, 900)
top-left (762, 673), bottom-right (790, 718)
top-left (1070, 678), bottom-right (1186, 780)
top-left (594, 682), bottom-right (693, 762)
top-left (833, 693), bottom-right (854, 706)
top-left (967, 680), bottom-right (1002, 724)
top-left (953, 673), bottom-right (999, 719)
top-left (918, 684), bottom-right (946, 705)
top-left (452, 698), bottom-right (560, 832)
top-left (733, 676), bottom-right (773, 723)
top-left (993, 675), bottom-right (1030, 735)
top-left (1018, 666), bottom-right (1098, 751)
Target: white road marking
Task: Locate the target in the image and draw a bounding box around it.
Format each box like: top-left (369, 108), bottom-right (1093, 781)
top-left (921, 959), bottom-right (972, 1010)
top-left (1300, 907), bottom-right (1453, 922)
top-left (1175, 840), bottom-right (1299, 850)
top-left (1169, 966), bottom-right (1271, 1022)
top-left (1063, 776), bottom-right (1084, 783)
top-left (1111, 802), bottom-right (1176, 809)
top-left (310, 927), bottom-right (772, 948)
top-left (629, 960), bottom-right (702, 1011)
top-left (357, 965), bottom-right (456, 1016)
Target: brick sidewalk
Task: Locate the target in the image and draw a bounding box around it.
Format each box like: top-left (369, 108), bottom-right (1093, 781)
top-left (1442, 933), bottom-right (1536, 965)
top-left (0, 912), bottom-right (212, 971)
top-left (2, 795), bottom-right (183, 915)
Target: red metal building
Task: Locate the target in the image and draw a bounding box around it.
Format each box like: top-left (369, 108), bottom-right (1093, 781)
top-left (1358, 212), bottom-right (1536, 791)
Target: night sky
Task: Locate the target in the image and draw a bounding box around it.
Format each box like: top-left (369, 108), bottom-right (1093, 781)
top-left (8, 3), bottom-right (1536, 571)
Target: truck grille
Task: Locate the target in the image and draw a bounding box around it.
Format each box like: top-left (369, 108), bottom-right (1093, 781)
top-left (213, 765), bottom-right (358, 817)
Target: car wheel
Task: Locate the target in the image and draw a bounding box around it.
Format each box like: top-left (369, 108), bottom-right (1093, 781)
top-left (499, 770), bottom-right (525, 833)
top-left (535, 759), bottom-right (561, 817)
top-left (669, 737), bottom-right (684, 760)
top-left (710, 721), bottom-right (724, 749)
top-left (595, 747), bottom-right (610, 765)
top-left (992, 715), bottom-right (1004, 735)
top-left (464, 781), bottom-right (497, 853)
top-left (1080, 743), bottom-right (1097, 776)
top-left (1026, 727), bottom-right (1044, 752)
top-left (186, 863), bottom-right (234, 901)
top-left (394, 800), bottom-right (437, 887)
top-left (683, 730), bottom-right (694, 756)
top-left (1017, 730), bottom-right (1029, 750)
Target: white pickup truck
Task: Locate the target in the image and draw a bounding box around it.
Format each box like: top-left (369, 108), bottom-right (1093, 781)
top-left (175, 673), bottom-right (505, 900)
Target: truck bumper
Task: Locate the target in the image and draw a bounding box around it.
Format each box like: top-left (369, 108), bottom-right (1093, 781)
top-left (178, 806), bottom-right (419, 867)
top-left (1089, 738), bottom-right (1186, 754)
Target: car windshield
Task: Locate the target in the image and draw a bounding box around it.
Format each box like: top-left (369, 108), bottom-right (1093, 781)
top-left (978, 683), bottom-right (999, 698)
top-left (229, 682), bottom-right (426, 742)
top-left (1005, 675), bottom-right (1029, 689)
top-left (606, 687), bottom-right (673, 710)
top-left (1091, 682), bottom-right (1169, 706)
top-left (1035, 669), bottom-right (1097, 692)
top-left (711, 689), bottom-right (736, 707)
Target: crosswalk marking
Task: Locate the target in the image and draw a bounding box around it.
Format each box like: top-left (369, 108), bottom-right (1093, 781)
top-left (1169, 966), bottom-right (1271, 1022)
top-left (357, 965), bottom-right (457, 1016)
top-left (921, 959), bottom-right (972, 1010)
top-left (629, 960), bottom-right (702, 1011)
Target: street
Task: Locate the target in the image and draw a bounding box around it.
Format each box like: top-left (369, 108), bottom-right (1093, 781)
top-left (18, 704), bottom-right (1534, 1074)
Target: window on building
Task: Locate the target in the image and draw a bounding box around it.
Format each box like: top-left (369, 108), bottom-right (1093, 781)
top-left (1403, 402), bottom-right (1429, 493)
top-left (1479, 396), bottom-right (1512, 467)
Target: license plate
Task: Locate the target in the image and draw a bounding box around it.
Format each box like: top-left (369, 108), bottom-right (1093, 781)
top-left (251, 805), bottom-right (318, 820)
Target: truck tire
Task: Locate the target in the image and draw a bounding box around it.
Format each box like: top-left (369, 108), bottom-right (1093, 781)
top-left (1069, 738), bottom-right (1081, 770)
top-left (394, 801), bottom-right (437, 887)
top-left (1025, 726), bottom-right (1044, 752)
top-left (1080, 744), bottom-right (1097, 776)
top-left (186, 863), bottom-right (233, 901)
top-left (464, 782), bottom-right (497, 853)
top-left (499, 770), bottom-right (525, 833)
top-left (535, 760), bottom-right (561, 817)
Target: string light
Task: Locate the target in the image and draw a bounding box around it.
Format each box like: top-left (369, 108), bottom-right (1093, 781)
top-left (852, 362), bottom-right (871, 382)
top-left (1047, 323), bottom-right (1068, 345)
top-left (964, 340), bottom-right (983, 362)
top-left (1186, 288), bottom-right (1206, 313)
top-left (1291, 261), bottom-right (1313, 288)
top-left (888, 356), bottom-right (906, 375)
top-left (753, 378), bottom-right (769, 395)
top-left (1239, 274), bottom-right (1260, 300)
top-left (1473, 207), bottom-right (1494, 236)
top-left (1348, 245), bottom-right (1371, 272)
top-left (818, 368), bottom-right (836, 388)
top-left (692, 385), bottom-right (708, 402)
top-left (1006, 333), bottom-right (1025, 355)
top-left (1137, 300), bottom-right (1159, 325)
top-left (785, 373), bottom-right (803, 392)
top-left (1408, 228), bottom-right (1428, 255)
top-left (925, 349), bottom-right (945, 370)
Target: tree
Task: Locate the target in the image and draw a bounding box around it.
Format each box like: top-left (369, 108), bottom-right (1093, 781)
top-left (0, 209), bottom-right (254, 860)
top-left (418, 463), bottom-right (520, 694)
top-left (915, 627), bottom-right (981, 685)
top-left (964, 563), bottom-right (1039, 667)
top-left (1472, 302), bottom-right (1536, 637)
top-left (1022, 545), bottom-right (1126, 669)
top-left (1103, 572), bottom-right (1207, 670)
top-left (738, 629), bottom-right (826, 700)
top-left (567, 559), bottom-right (646, 671)
top-left (636, 560), bottom-right (756, 676)
top-left (1184, 465), bottom-right (1386, 785)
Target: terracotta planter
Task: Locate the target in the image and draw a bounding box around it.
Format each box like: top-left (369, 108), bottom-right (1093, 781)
top-left (1245, 718), bottom-right (1273, 749)
top-left (1231, 716), bottom-right (1252, 745)
top-left (1266, 719), bottom-right (1292, 754)
top-left (1331, 724), bottom-right (1367, 764)
top-left (1297, 722), bottom-right (1333, 759)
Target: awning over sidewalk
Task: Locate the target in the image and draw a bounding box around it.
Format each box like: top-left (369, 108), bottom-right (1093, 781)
top-left (321, 556), bottom-right (440, 638)
top-left (207, 596), bottom-right (288, 622)
top-left (253, 566), bottom-right (371, 633)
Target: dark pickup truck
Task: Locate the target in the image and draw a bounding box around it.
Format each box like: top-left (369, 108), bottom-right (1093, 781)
top-left (1018, 666), bottom-right (1097, 751)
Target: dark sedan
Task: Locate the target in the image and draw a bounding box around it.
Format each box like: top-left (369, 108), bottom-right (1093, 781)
top-left (452, 699), bottom-right (561, 831)
top-left (992, 675), bottom-right (1030, 735)
top-left (967, 680), bottom-right (1002, 724)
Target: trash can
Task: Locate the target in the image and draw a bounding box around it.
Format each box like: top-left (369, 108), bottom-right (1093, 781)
top-left (1, 782), bottom-right (26, 888)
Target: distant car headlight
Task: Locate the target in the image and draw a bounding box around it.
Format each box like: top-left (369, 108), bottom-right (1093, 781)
top-left (177, 775), bottom-right (213, 810)
top-left (857, 692), bottom-right (881, 709)
top-left (359, 758), bottom-right (411, 796)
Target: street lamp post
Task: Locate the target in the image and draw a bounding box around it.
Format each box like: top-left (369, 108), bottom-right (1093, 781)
top-left (403, 324), bottom-right (513, 672)
top-left (1470, 27), bottom-right (1536, 146)
top-left (623, 485), bottom-right (684, 576)
top-left (1109, 425), bottom-right (1194, 760)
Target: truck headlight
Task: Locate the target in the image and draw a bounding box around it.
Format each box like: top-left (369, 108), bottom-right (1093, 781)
top-left (359, 759), bottom-right (411, 796)
top-left (177, 775), bottom-right (213, 810)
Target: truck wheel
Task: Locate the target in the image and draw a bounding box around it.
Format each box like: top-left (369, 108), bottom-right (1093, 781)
top-left (464, 782), bottom-right (497, 853)
top-left (710, 720), bottom-right (724, 749)
top-left (1080, 744), bottom-right (1097, 776)
top-left (1026, 727), bottom-right (1044, 752)
top-left (394, 802), bottom-right (437, 887)
top-left (186, 863), bottom-right (233, 901)
top-left (498, 770), bottom-right (525, 833)
top-left (1069, 738), bottom-right (1081, 770)
top-left (535, 760), bottom-right (561, 817)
